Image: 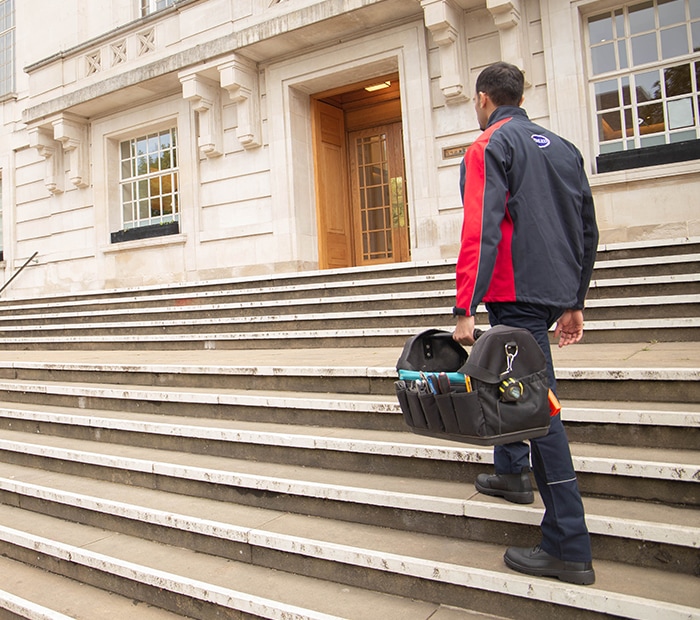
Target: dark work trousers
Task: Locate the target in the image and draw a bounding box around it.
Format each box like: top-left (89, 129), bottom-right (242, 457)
top-left (486, 302), bottom-right (592, 563)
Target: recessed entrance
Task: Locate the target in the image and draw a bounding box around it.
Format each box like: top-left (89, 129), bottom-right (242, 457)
top-left (312, 74), bottom-right (410, 269)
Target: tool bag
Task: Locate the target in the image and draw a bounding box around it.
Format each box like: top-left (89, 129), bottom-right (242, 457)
top-left (395, 326), bottom-right (552, 446)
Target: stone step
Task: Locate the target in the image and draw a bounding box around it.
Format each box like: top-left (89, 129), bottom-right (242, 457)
top-left (0, 556), bottom-right (184, 620)
top-left (0, 392), bottom-right (697, 449)
top-left (586, 272), bottom-right (700, 300)
top-left (0, 250), bottom-right (696, 319)
top-left (0, 293), bottom-right (697, 329)
top-left (0, 505), bottom-right (469, 620)
top-left (0, 465), bottom-right (697, 619)
top-left (0, 397), bottom-right (700, 504)
top-left (0, 426), bottom-right (696, 548)
top-left (0, 270), bottom-right (696, 320)
top-left (590, 252), bottom-right (700, 278)
top-left (0, 348), bottom-right (695, 404)
top-left (0, 318), bottom-right (696, 347)
top-left (595, 237), bottom-right (700, 262)
top-left (0, 238), bottom-right (696, 619)
top-left (1, 292), bottom-right (697, 330)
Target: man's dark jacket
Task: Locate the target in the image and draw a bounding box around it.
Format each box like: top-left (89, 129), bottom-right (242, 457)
top-left (455, 106), bottom-right (599, 317)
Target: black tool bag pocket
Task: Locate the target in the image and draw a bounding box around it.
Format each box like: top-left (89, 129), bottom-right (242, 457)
top-left (472, 369), bottom-right (551, 443)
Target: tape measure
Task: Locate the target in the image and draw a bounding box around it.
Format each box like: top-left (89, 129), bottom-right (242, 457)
top-left (499, 377), bottom-right (524, 402)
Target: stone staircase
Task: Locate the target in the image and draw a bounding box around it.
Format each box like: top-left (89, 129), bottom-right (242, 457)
top-left (0, 237), bottom-right (697, 619)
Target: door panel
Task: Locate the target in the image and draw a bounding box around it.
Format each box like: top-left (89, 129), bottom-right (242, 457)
top-left (348, 123), bottom-right (409, 266)
top-left (312, 100), bottom-right (352, 269)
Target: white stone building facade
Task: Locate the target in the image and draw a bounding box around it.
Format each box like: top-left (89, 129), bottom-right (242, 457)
top-left (0, 0), bottom-right (698, 297)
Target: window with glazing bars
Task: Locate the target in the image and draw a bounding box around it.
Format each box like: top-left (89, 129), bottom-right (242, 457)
top-left (0, 0), bottom-right (14, 97)
top-left (119, 129), bottom-right (179, 229)
top-left (141, 0), bottom-right (176, 17)
top-left (588, 0), bottom-right (700, 154)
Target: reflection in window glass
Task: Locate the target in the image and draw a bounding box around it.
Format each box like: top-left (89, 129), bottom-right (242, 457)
top-left (667, 97), bottom-right (695, 128)
top-left (692, 0), bottom-right (700, 18)
top-left (141, 0), bottom-right (175, 17)
top-left (658, 0), bottom-right (686, 26)
top-left (595, 79), bottom-right (620, 110)
top-left (619, 40), bottom-right (630, 68)
top-left (622, 76), bottom-right (632, 104)
top-left (615, 10), bottom-right (626, 36)
top-left (661, 25), bottom-right (689, 58)
top-left (0, 0), bottom-right (14, 97)
top-left (632, 32), bottom-right (659, 64)
top-left (629, 2), bottom-right (656, 34)
top-left (598, 110), bottom-right (623, 140)
top-left (692, 21), bottom-right (700, 51)
top-left (589, 13), bottom-right (614, 43)
top-left (638, 102), bottom-right (665, 133)
top-left (119, 128), bottom-right (179, 229)
top-left (589, 2), bottom-right (700, 155)
top-left (670, 128), bottom-right (697, 140)
top-left (665, 63), bottom-right (692, 95)
top-left (641, 134), bottom-right (667, 146)
top-left (635, 70), bottom-right (662, 101)
top-left (592, 43), bottom-right (618, 74)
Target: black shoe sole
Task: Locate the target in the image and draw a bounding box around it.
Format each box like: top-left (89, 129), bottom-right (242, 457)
top-left (504, 554), bottom-right (596, 585)
top-left (475, 479), bottom-right (535, 505)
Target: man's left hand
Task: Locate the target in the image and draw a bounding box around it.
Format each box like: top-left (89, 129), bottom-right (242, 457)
top-left (554, 309), bottom-right (585, 347)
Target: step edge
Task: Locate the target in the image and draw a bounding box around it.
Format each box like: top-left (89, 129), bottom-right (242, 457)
top-left (0, 588), bottom-right (75, 620)
top-left (0, 524), bottom-right (342, 620)
top-left (0, 438), bottom-right (697, 513)
top-left (2, 476), bottom-right (697, 554)
top-left (0, 522), bottom-right (697, 620)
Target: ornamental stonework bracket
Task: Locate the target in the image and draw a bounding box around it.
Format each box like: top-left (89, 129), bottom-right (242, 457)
top-left (180, 73), bottom-right (224, 158)
top-left (218, 55), bottom-right (262, 149)
top-left (28, 126), bottom-right (64, 195)
top-left (487, 0), bottom-right (532, 87)
top-left (52, 115), bottom-right (90, 189)
top-left (421, 0), bottom-right (468, 104)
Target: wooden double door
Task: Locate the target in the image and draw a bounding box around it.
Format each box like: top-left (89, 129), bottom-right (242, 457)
top-left (312, 97), bottom-right (410, 269)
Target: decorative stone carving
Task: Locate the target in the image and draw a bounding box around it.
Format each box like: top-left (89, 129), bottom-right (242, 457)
top-left (486, 0), bottom-right (532, 87)
top-left (421, 0), bottom-right (468, 104)
top-left (181, 73), bottom-right (224, 158)
top-left (218, 55), bottom-right (262, 149)
top-left (28, 126), bottom-right (63, 195)
top-left (52, 114), bottom-right (90, 188)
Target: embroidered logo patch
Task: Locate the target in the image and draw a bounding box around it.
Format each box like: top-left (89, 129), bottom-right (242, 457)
top-left (531, 134), bottom-right (551, 148)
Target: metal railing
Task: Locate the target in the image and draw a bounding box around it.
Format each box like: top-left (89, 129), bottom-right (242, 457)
top-left (0, 251), bottom-right (38, 296)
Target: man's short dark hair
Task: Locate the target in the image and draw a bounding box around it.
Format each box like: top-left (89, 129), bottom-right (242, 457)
top-left (475, 62), bottom-right (524, 107)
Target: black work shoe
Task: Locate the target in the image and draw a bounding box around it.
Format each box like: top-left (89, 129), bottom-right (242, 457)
top-left (504, 545), bottom-right (595, 585)
top-left (475, 469), bottom-right (534, 504)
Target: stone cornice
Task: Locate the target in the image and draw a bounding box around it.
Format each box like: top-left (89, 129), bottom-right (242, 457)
top-left (23, 0), bottom-right (421, 126)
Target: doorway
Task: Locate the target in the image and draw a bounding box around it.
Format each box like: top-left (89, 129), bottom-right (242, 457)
top-left (312, 74), bottom-right (410, 269)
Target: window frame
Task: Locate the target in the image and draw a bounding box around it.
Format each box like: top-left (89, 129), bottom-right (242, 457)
top-left (140, 0), bottom-right (176, 18)
top-left (0, 0), bottom-right (15, 98)
top-left (585, 0), bottom-right (700, 171)
top-left (118, 127), bottom-right (180, 232)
